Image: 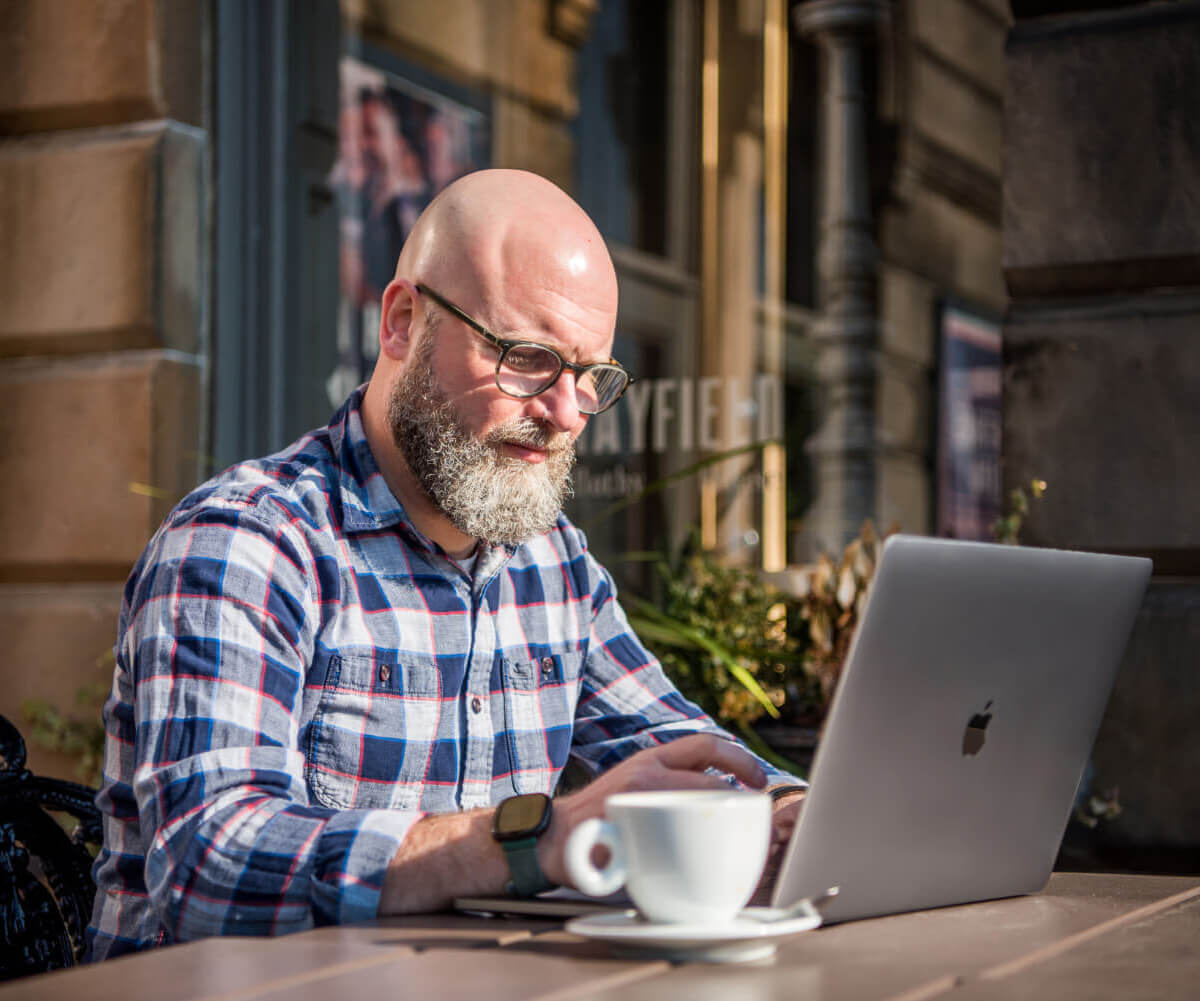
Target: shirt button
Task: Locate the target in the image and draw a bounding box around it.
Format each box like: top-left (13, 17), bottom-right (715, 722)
top-left (379, 665), bottom-right (391, 683)
top-left (541, 657), bottom-right (555, 677)
top-left (471, 696), bottom-right (483, 714)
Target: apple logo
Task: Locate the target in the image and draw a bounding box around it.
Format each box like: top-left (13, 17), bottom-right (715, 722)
top-left (961, 700), bottom-right (993, 756)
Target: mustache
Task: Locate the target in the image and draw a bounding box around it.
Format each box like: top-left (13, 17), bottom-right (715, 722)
top-left (485, 418), bottom-right (573, 455)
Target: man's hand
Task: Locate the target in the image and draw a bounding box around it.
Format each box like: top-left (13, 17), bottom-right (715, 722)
top-left (538, 733), bottom-right (769, 887)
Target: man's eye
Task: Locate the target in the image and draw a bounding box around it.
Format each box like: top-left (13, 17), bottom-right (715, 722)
top-left (505, 346), bottom-right (557, 375)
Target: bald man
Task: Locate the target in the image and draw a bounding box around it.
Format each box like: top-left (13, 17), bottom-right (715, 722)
top-left (87, 170), bottom-right (805, 960)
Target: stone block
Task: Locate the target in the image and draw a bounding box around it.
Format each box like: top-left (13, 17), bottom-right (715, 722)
top-left (0, 0), bottom-right (161, 133)
top-left (908, 49), bottom-right (1003, 180)
top-left (974, 0), bottom-right (1013, 24)
top-left (880, 264), bottom-right (936, 367)
top-left (877, 363), bottom-right (930, 456)
top-left (0, 353), bottom-right (204, 577)
top-left (1004, 3), bottom-right (1200, 295)
top-left (1087, 580), bottom-right (1200, 852)
top-left (909, 0), bottom-right (1006, 117)
top-left (0, 122), bottom-right (206, 358)
top-left (490, 0), bottom-right (579, 117)
top-left (157, 0), bottom-right (208, 129)
top-left (343, 0), bottom-right (576, 117)
top-left (492, 96), bottom-right (575, 193)
top-left (877, 452), bottom-right (932, 536)
top-left (1003, 293), bottom-right (1200, 560)
top-left (881, 185), bottom-right (1006, 309)
top-left (0, 583), bottom-right (121, 781)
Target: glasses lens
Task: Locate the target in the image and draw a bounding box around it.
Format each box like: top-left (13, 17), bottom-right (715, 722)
top-left (577, 365), bottom-right (629, 415)
top-left (497, 343), bottom-right (562, 397)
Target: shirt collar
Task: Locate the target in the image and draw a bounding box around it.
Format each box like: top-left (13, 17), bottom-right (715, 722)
top-left (331, 386), bottom-right (415, 535)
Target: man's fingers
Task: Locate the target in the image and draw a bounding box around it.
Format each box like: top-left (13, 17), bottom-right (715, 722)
top-left (654, 733), bottom-right (768, 789)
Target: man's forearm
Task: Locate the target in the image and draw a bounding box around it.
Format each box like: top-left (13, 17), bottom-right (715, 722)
top-left (378, 733), bottom-right (777, 915)
top-left (378, 808), bottom-right (509, 913)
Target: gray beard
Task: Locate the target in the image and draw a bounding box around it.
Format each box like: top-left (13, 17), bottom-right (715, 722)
top-left (386, 352), bottom-right (576, 546)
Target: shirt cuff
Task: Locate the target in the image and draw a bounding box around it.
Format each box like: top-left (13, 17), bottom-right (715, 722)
top-left (310, 807), bottom-right (424, 925)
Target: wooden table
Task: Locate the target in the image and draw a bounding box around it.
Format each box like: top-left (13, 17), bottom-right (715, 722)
top-left (4, 873), bottom-right (1198, 1001)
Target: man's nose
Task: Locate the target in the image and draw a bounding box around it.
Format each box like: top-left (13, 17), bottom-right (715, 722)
top-left (533, 371), bottom-right (585, 435)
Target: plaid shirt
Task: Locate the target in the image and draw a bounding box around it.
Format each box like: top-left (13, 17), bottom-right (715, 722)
top-left (87, 388), bottom-right (797, 960)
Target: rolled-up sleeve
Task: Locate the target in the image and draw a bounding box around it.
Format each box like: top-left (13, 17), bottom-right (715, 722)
top-left (124, 499), bottom-right (419, 941)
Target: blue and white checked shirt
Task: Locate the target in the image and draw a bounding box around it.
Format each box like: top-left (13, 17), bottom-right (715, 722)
top-left (87, 388), bottom-right (797, 960)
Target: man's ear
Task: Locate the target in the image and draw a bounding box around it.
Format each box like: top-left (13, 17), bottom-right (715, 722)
top-left (379, 279), bottom-right (418, 361)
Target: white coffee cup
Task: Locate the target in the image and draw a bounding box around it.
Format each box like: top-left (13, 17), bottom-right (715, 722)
top-left (564, 789), bottom-right (771, 926)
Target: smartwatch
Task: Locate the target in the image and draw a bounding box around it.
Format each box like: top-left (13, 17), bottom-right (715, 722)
top-left (492, 792), bottom-right (555, 897)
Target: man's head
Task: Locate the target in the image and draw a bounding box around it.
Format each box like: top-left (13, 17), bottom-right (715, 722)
top-left (363, 169), bottom-right (621, 551)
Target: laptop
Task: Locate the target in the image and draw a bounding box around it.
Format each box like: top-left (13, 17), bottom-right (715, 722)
top-left (770, 534), bottom-right (1151, 922)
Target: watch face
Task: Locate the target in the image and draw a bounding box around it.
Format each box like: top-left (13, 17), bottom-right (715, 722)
top-left (495, 793), bottom-right (552, 840)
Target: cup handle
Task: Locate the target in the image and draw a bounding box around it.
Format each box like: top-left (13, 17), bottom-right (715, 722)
top-left (564, 818), bottom-right (627, 897)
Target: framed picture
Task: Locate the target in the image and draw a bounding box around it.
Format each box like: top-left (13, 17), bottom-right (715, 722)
top-left (937, 301), bottom-right (1003, 541)
top-left (327, 51), bottom-right (491, 405)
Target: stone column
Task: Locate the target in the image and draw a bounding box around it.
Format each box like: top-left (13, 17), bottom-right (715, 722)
top-left (794, 0), bottom-right (889, 554)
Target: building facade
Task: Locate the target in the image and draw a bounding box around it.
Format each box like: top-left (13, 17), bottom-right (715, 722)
top-left (0, 0), bottom-right (1010, 773)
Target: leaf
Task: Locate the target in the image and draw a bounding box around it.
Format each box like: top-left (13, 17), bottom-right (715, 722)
top-left (625, 615), bottom-right (702, 651)
top-left (629, 597), bottom-right (780, 719)
top-left (725, 662), bottom-right (782, 719)
top-left (853, 542), bottom-right (874, 581)
top-left (811, 555), bottom-right (835, 596)
top-left (836, 565), bottom-right (857, 610)
top-left (810, 609), bottom-right (833, 653)
top-left (859, 519), bottom-right (878, 547)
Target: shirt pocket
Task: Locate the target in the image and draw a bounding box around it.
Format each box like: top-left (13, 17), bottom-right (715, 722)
top-left (305, 650), bottom-right (442, 811)
top-left (500, 650), bottom-right (583, 794)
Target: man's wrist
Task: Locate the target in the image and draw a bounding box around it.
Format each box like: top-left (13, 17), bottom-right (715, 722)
top-left (768, 784), bottom-right (807, 803)
top-left (493, 793), bottom-right (555, 896)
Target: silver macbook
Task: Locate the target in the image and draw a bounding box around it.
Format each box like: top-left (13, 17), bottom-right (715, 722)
top-left (772, 534), bottom-right (1151, 922)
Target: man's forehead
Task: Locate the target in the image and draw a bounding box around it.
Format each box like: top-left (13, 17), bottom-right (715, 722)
top-left (482, 282), bottom-right (614, 358)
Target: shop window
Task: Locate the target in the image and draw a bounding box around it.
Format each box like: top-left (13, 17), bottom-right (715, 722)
top-left (574, 0), bottom-right (674, 259)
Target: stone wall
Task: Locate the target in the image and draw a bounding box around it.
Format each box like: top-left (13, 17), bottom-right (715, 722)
top-left (1002, 0), bottom-right (1200, 865)
top-left (0, 0), bottom-right (208, 777)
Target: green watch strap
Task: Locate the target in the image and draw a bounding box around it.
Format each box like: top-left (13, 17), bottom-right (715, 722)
top-left (500, 834), bottom-right (554, 897)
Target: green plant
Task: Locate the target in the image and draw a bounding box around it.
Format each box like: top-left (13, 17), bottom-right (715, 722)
top-left (992, 478), bottom-right (1047, 545)
top-left (23, 681), bottom-right (109, 788)
top-left (623, 542), bottom-right (811, 773)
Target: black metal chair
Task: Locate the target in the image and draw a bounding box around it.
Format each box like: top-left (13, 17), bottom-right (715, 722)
top-left (0, 713), bottom-right (101, 980)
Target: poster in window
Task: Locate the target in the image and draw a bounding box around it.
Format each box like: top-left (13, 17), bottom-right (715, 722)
top-left (937, 303), bottom-right (1003, 541)
top-left (327, 55), bottom-right (490, 405)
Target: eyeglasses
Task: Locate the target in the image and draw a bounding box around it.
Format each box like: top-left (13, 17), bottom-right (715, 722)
top-left (415, 283), bottom-right (631, 415)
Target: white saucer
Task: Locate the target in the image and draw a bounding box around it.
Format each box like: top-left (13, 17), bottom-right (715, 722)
top-left (565, 908), bottom-right (822, 963)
